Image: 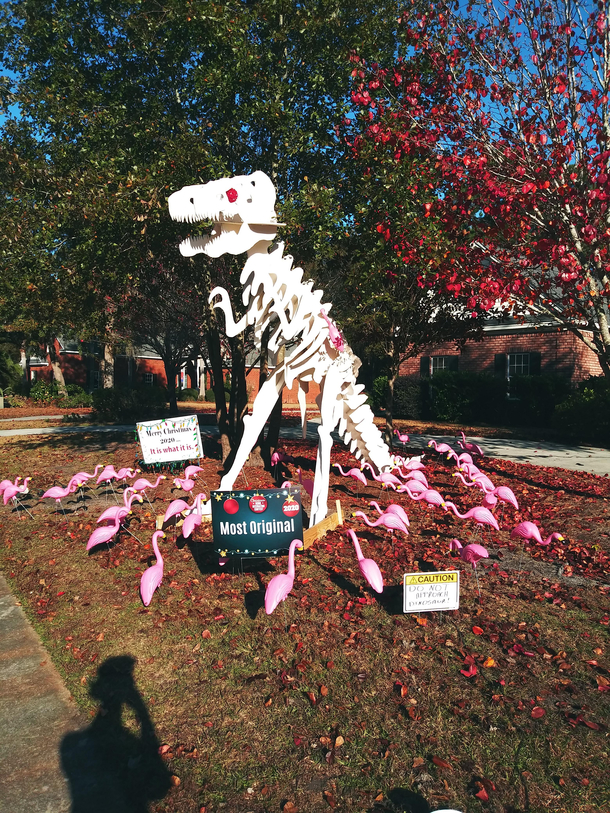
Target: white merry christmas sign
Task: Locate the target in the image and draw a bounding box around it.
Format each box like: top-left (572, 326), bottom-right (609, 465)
top-left (136, 415), bottom-right (203, 464)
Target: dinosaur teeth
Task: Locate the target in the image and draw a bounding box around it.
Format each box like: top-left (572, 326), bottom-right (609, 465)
top-left (179, 236), bottom-right (210, 257)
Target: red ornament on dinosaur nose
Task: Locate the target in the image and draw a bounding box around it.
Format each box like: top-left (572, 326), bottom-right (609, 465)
top-left (226, 188), bottom-right (238, 203)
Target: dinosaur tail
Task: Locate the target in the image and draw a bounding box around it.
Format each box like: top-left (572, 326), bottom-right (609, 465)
top-left (337, 383), bottom-right (393, 473)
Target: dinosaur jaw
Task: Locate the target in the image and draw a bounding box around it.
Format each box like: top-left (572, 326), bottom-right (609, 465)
top-left (178, 220), bottom-right (244, 258)
top-left (178, 221), bottom-right (279, 258)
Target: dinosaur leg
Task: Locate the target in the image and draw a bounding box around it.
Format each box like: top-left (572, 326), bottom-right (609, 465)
top-left (218, 367), bottom-right (286, 491)
top-left (297, 381), bottom-right (309, 439)
top-left (309, 364), bottom-right (342, 527)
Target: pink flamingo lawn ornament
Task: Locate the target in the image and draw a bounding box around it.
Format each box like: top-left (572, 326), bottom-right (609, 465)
top-left (511, 521), bottom-right (564, 568)
top-left (458, 461), bottom-right (482, 480)
top-left (360, 464), bottom-right (403, 491)
top-left (96, 464), bottom-right (121, 502)
top-left (347, 529), bottom-right (384, 593)
top-left (320, 308), bottom-right (346, 352)
top-left (511, 521), bottom-right (564, 546)
top-left (393, 429), bottom-right (409, 445)
top-left (131, 474), bottom-right (166, 508)
top-left (400, 456), bottom-right (426, 471)
top-left (68, 465), bottom-right (104, 507)
top-left (86, 513), bottom-right (125, 551)
top-left (450, 539), bottom-right (489, 597)
top-left (163, 498), bottom-right (190, 535)
top-left (0, 476), bottom-right (21, 496)
top-left (116, 466), bottom-right (138, 482)
top-left (458, 431), bottom-right (484, 457)
top-left (427, 440), bottom-right (454, 455)
top-left (481, 492), bottom-right (498, 511)
top-left (181, 493), bottom-right (208, 539)
top-left (353, 510), bottom-right (409, 535)
top-left (297, 468), bottom-right (314, 498)
top-left (264, 539), bottom-right (303, 615)
top-left (442, 503), bottom-right (500, 532)
top-left (396, 479), bottom-right (428, 497)
top-left (453, 470), bottom-right (495, 494)
top-left (184, 465), bottom-right (204, 479)
top-left (181, 510), bottom-right (203, 540)
top-left (3, 477), bottom-right (34, 518)
top-left (402, 469), bottom-right (429, 487)
top-left (41, 481), bottom-right (78, 516)
top-left (332, 463), bottom-right (368, 491)
top-left (511, 521), bottom-right (564, 576)
top-left (140, 531), bottom-right (166, 606)
top-left (172, 475), bottom-right (195, 493)
top-left (96, 489), bottom-right (143, 524)
top-left (369, 501), bottom-right (410, 528)
top-left (491, 485), bottom-right (519, 511)
top-left (67, 464), bottom-right (103, 488)
top-left (406, 488), bottom-right (446, 509)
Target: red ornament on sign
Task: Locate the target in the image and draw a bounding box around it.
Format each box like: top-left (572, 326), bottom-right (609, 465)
top-left (282, 496), bottom-right (300, 517)
top-left (223, 498), bottom-right (239, 515)
top-left (226, 188), bottom-right (238, 203)
top-left (249, 494), bottom-right (267, 513)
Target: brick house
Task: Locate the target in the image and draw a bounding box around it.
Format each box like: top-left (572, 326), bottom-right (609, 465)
top-left (399, 315), bottom-right (603, 384)
top-left (27, 338), bottom-right (322, 405)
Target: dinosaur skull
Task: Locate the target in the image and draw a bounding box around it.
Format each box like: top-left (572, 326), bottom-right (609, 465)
top-left (168, 170), bottom-right (280, 257)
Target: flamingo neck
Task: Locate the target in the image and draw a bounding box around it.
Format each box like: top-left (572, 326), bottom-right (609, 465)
top-left (287, 541), bottom-right (299, 576)
top-left (152, 536), bottom-right (163, 565)
top-left (352, 538), bottom-right (364, 561)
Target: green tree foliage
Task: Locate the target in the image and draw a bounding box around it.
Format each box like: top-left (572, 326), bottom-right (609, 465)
top-left (0, 0), bottom-right (477, 438)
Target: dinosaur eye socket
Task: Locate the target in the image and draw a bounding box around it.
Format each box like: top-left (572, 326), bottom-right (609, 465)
top-left (226, 188), bottom-right (238, 203)
top-left (251, 180), bottom-right (256, 186)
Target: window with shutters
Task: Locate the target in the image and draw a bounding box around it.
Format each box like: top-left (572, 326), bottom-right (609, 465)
top-left (431, 356), bottom-right (458, 376)
top-left (508, 352), bottom-right (530, 377)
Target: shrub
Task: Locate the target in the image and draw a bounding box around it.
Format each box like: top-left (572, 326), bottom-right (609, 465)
top-left (176, 387), bottom-right (199, 402)
top-left (553, 377), bottom-right (610, 445)
top-left (0, 348), bottom-right (23, 392)
top-left (30, 380), bottom-right (59, 405)
top-left (368, 376), bottom-right (388, 413)
top-left (393, 376), bottom-right (424, 420)
top-left (426, 371), bottom-right (507, 424)
top-left (59, 385), bottom-right (93, 409)
top-left (504, 374), bottom-right (572, 426)
top-left (92, 385), bottom-right (167, 421)
top-left (204, 386), bottom-right (230, 403)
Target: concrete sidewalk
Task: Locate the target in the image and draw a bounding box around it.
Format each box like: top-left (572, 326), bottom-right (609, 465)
top-left (0, 572), bottom-right (82, 812)
top-left (2, 418), bottom-right (609, 476)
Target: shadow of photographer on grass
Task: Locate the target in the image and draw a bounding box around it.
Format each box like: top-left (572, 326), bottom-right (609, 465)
top-left (61, 655), bottom-right (172, 813)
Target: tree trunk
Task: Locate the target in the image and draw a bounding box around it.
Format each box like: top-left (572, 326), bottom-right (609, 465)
top-left (163, 344), bottom-right (179, 416)
top-left (385, 372), bottom-right (395, 447)
top-left (198, 358), bottom-right (208, 399)
top-left (228, 334), bottom-right (248, 446)
top-left (263, 344), bottom-right (285, 457)
top-left (251, 324), bottom-right (272, 465)
top-left (102, 343), bottom-right (114, 389)
top-left (47, 338), bottom-right (68, 396)
top-left (206, 322), bottom-right (231, 461)
top-left (384, 342), bottom-right (400, 446)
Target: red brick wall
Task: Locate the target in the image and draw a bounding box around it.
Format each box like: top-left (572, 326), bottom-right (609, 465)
top-left (399, 328), bottom-right (602, 384)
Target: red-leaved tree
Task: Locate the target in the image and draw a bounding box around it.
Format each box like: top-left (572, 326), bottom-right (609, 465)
top-left (347, 0), bottom-right (610, 375)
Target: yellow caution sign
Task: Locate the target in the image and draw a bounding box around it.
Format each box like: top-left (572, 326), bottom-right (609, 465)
top-left (403, 570), bottom-right (460, 613)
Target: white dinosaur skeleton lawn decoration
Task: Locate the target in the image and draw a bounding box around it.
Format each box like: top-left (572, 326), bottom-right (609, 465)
top-left (168, 171), bottom-right (393, 527)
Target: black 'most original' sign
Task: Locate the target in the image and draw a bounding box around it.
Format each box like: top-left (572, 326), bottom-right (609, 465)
top-left (210, 487), bottom-right (303, 557)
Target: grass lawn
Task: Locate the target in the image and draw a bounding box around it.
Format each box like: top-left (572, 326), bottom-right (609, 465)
top-left (0, 426), bottom-right (609, 813)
